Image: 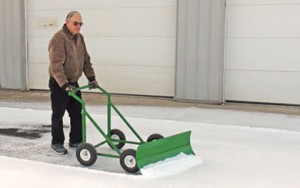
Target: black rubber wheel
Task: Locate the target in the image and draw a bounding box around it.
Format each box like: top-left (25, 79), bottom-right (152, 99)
top-left (120, 149), bottom-right (139, 173)
top-left (147, 133), bottom-right (164, 142)
top-left (109, 129), bottom-right (126, 149)
top-left (76, 143), bottom-right (97, 166)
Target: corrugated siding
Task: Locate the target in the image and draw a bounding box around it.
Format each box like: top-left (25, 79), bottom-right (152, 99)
top-left (0, 0), bottom-right (3, 88)
top-left (0, 0), bottom-right (26, 90)
top-left (175, 0), bottom-right (225, 103)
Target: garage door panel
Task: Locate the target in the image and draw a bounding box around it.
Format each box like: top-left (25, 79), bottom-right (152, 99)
top-left (226, 1), bottom-right (300, 104)
top-left (29, 63), bottom-right (49, 90)
top-left (28, 37), bottom-right (176, 67)
top-left (28, 0), bottom-right (176, 10)
top-left (227, 4), bottom-right (300, 38)
top-left (28, 36), bottom-right (176, 93)
top-left (83, 8), bottom-right (176, 37)
top-left (28, 7), bottom-right (176, 37)
top-left (27, 1), bottom-right (176, 96)
top-left (226, 38), bottom-right (300, 71)
top-left (225, 70), bottom-right (300, 104)
top-left (28, 37), bottom-right (49, 64)
top-left (227, 0), bottom-right (300, 5)
top-left (86, 37), bottom-right (175, 67)
top-left (78, 65), bottom-right (175, 96)
top-left (27, 11), bottom-right (66, 38)
top-left (29, 63), bottom-right (175, 96)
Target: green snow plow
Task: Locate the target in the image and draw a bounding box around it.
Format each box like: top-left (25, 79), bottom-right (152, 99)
top-left (68, 84), bottom-right (195, 174)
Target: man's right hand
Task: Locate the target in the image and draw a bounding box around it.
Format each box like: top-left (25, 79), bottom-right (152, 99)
top-left (66, 85), bottom-right (77, 93)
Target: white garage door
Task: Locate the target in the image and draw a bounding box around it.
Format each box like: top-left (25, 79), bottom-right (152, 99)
top-left (27, 0), bottom-right (177, 96)
top-left (225, 0), bottom-right (300, 104)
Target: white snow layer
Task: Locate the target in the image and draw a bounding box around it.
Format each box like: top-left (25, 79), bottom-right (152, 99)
top-left (0, 105), bottom-right (300, 188)
top-left (140, 153), bottom-right (203, 178)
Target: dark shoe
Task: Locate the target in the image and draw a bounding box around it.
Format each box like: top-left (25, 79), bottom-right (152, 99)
top-left (69, 142), bottom-right (81, 148)
top-left (51, 144), bottom-right (68, 155)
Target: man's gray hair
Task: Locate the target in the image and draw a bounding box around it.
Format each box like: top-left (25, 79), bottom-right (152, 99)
top-left (66, 11), bottom-right (80, 21)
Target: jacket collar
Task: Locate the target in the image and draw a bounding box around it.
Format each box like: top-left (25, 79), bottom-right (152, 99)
top-left (63, 24), bottom-right (77, 39)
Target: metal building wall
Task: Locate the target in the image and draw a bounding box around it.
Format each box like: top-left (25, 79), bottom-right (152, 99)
top-left (175, 0), bottom-right (226, 103)
top-left (0, 0), bottom-right (26, 90)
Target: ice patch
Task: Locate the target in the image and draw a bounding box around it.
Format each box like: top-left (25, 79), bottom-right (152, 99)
top-left (140, 153), bottom-right (202, 179)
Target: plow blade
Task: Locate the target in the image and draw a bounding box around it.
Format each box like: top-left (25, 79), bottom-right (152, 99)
top-left (136, 131), bottom-right (195, 169)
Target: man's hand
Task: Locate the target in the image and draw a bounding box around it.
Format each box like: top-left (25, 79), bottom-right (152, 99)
top-left (66, 85), bottom-right (77, 93)
top-left (89, 80), bottom-right (98, 89)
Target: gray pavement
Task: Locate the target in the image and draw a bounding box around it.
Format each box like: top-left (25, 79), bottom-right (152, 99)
top-left (1, 89), bottom-right (300, 132)
top-left (1, 88), bottom-right (300, 115)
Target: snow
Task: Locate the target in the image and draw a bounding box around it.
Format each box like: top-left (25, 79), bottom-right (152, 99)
top-left (0, 102), bottom-right (300, 188)
top-left (140, 153), bottom-right (203, 179)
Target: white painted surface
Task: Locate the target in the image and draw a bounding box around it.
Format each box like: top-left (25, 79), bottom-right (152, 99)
top-left (27, 0), bottom-right (177, 96)
top-left (225, 0), bottom-right (300, 104)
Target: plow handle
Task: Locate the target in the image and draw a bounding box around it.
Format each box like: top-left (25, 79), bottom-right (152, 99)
top-left (70, 84), bottom-right (111, 98)
top-left (67, 84), bottom-right (145, 144)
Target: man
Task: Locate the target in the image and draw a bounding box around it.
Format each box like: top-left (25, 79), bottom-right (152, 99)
top-left (48, 11), bottom-right (98, 154)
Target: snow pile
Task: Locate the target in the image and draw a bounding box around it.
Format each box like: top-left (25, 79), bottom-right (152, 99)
top-left (141, 153), bottom-right (202, 179)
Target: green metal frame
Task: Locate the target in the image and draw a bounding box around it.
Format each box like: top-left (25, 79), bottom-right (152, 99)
top-left (68, 84), bottom-right (145, 159)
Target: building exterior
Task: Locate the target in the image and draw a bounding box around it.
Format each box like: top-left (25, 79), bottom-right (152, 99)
top-left (1, 0), bottom-right (300, 105)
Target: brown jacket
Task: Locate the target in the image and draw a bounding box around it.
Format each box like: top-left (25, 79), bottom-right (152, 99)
top-left (48, 24), bottom-right (95, 87)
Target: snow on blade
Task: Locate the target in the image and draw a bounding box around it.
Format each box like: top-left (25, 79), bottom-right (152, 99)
top-left (140, 153), bottom-right (202, 179)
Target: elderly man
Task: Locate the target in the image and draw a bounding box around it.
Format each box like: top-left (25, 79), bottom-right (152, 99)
top-left (48, 11), bottom-right (98, 154)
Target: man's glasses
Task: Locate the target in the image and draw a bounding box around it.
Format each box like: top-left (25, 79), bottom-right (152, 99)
top-left (72, 21), bottom-right (84, 27)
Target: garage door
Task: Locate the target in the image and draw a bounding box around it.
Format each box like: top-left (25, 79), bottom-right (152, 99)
top-left (225, 0), bottom-right (300, 104)
top-left (27, 0), bottom-right (176, 96)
